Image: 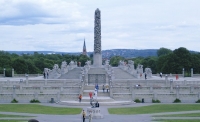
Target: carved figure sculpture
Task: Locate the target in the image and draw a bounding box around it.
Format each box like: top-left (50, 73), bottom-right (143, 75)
top-left (145, 68), bottom-right (152, 78)
top-left (94, 8), bottom-right (101, 54)
top-left (61, 61), bottom-right (68, 74)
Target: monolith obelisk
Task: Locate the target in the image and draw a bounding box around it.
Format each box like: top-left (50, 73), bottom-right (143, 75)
top-left (93, 8), bottom-right (102, 67)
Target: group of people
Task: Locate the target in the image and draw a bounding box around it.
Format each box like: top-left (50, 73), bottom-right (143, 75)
top-left (102, 84), bottom-right (109, 93)
top-left (82, 109), bottom-right (93, 122)
top-left (94, 84), bottom-right (109, 93)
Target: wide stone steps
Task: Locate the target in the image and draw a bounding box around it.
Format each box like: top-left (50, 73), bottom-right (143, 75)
top-left (112, 67), bottom-right (136, 79)
top-left (83, 90), bottom-right (110, 97)
top-left (83, 85), bottom-right (106, 90)
top-left (58, 68), bottom-right (81, 79)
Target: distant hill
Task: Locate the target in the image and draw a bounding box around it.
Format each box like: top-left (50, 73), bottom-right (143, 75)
top-left (6, 49), bottom-right (158, 58)
top-left (6, 49), bottom-right (199, 59)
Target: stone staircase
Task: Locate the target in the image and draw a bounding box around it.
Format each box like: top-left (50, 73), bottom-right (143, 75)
top-left (59, 84), bottom-right (132, 106)
top-left (58, 68), bottom-right (81, 79)
top-left (112, 67), bottom-right (136, 79)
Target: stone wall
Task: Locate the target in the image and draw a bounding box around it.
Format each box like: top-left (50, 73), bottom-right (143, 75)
top-left (0, 79), bottom-right (81, 103)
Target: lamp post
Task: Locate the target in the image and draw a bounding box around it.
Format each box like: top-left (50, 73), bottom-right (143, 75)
top-left (170, 79), bottom-right (173, 93)
top-left (3, 68), bottom-right (6, 77)
top-left (176, 85), bottom-right (179, 99)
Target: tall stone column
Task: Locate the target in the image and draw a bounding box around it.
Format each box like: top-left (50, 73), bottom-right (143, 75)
top-left (93, 8), bottom-right (102, 67)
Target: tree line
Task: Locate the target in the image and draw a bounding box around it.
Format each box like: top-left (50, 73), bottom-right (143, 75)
top-left (0, 51), bottom-right (90, 76)
top-left (109, 47), bottom-right (200, 75)
top-left (1, 47), bottom-right (200, 76)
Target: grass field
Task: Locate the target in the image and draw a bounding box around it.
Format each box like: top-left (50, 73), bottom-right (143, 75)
top-left (0, 114), bottom-right (33, 118)
top-left (0, 104), bottom-right (82, 115)
top-left (108, 104), bottom-right (200, 114)
top-left (0, 120), bottom-right (27, 122)
top-left (154, 112), bottom-right (200, 117)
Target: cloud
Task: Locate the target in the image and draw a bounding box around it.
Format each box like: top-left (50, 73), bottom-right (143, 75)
top-left (0, 0), bottom-right (200, 52)
top-left (0, 0), bottom-right (83, 25)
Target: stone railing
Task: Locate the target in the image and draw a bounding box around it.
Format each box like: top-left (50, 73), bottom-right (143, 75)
top-left (0, 92), bottom-right (79, 103)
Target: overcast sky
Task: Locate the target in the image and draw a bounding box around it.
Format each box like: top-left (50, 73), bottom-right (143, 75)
top-left (0, 0), bottom-right (200, 52)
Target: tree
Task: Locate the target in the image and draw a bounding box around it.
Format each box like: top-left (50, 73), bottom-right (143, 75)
top-left (157, 47), bottom-right (172, 57)
top-left (110, 56), bottom-right (125, 66)
top-left (12, 58), bottom-right (28, 74)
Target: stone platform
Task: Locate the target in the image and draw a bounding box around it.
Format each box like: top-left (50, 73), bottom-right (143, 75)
top-left (59, 96), bottom-right (133, 106)
top-left (86, 107), bottom-right (103, 119)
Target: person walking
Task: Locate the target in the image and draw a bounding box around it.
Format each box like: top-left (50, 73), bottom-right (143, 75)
top-left (106, 84), bottom-right (109, 92)
top-left (82, 110), bottom-right (86, 122)
top-left (79, 94), bottom-right (82, 102)
top-left (88, 111), bottom-right (93, 122)
top-left (145, 73), bottom-right (147, 80)
top-left (102, 85), bottom-right (105, 93)
top-left (95, 84), bottom-right (99, 92)
top-left (160, 72), bottom-right (162, 78)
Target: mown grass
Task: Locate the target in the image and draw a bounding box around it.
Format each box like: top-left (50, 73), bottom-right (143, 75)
top-left (0, 114), bottom-right (33, 118)
top-left (108, 104), bottom-right (200, 115)
top-left (0, 104), bottom-right (82, 115)
top-left (0, 120), bottom-right (27, 122)
top-left (154, 113), bottom-right (200, 117)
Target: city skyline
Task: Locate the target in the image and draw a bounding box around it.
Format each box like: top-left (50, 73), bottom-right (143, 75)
top-left (0, 0), bottom-right (200, 52)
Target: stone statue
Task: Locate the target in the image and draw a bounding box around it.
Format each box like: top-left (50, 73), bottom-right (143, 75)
top-left (61, 61), bottom-right (68, 74)
top-left (48, 64), bottom-right (61, 79)
top-left (145, 68), bottom-right (152, 78)
top-left (137, 64), bottom-right (143, 74)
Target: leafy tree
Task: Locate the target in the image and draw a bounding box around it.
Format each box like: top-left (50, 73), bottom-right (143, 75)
top-left (12, 58), bottom-right (29, 74)
top-left (157, 47), bottom-right (172, 57)
top-left (110, 56), bottom-right (125, 66)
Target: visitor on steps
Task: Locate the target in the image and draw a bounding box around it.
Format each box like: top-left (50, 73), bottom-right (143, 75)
top-left (95, 84), bottom-right (99, 92)
top-left (102, 85), bottom-right (105, 92)
top-left (106, 84), bottom-right (109, 92)
top-left (95, 101), bottom-right (99, 107)
top-left (79, 94), bottom-right (82, 102)
top-left (94, 88), bottom-right (97, 100)
top-left (89, 92), bottom-right (93, 98)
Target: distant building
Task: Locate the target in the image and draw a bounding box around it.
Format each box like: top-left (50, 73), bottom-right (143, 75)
top-left (82, 39), bottom-right (87, 55)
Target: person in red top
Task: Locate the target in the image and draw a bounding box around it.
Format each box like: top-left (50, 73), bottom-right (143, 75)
top-left (79, 94), bottom-right (82, 102)
top-left (89, 92), bottom-right (92, 98)
top-left (176, 74), bottom-right (179, 80)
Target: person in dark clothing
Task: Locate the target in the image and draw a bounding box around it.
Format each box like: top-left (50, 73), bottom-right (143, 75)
top-left (95, 101), bottom-right (99, 107)
top-left (145, 73), bottom-right (147, 79)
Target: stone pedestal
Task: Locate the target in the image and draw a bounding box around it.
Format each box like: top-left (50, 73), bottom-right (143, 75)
top-left (93, 54), bottom-right (102, 67)
top-left (86, 107), bottom-right (103, 119)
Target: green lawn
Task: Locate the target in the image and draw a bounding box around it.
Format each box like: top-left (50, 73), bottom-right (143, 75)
top-left (0, 120), bottom-right (27, 122)
top-left (108, 104), bottom-right (200, 114)
top-left (0, 114), bottom-right (33, 118)
top-left (154, 113), bottom-right (200, 117)
top-left (0, 104), bottom-right (82, 115)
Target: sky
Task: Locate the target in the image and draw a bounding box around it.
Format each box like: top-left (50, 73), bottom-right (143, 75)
top-left (0, 0), bottom-right (200, 52)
